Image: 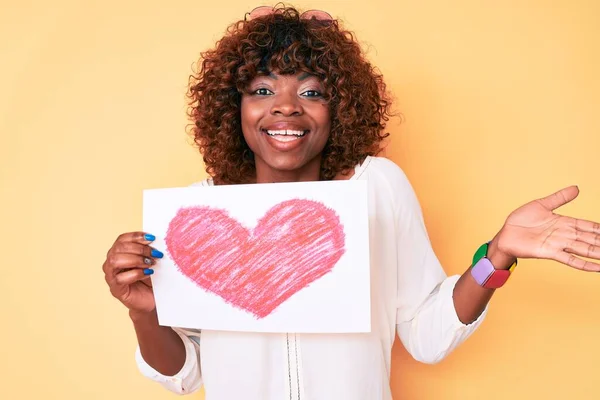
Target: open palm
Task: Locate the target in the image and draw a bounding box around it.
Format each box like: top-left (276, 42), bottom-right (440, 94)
top-left (496, 186), bottom-right (600, 271)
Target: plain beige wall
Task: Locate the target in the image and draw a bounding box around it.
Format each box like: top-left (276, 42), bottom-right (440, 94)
top-left (1, 1), bottom-right (599, 399)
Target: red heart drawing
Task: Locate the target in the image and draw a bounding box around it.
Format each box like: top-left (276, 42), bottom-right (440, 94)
top-left (164, 199), bottom-right (346, 319)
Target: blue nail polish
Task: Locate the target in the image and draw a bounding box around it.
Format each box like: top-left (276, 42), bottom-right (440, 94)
top-left (144, 233), bottom-right (156, 241)
top-left (151, 249), bottom-right (164, 258)
top-left (143, 268), bottom-right (154, 275)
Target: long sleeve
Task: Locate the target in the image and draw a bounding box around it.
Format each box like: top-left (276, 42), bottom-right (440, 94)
top-left (392, 165), bottom-right (487, 364)
top-left (135, 327), bottom-right (203, 394)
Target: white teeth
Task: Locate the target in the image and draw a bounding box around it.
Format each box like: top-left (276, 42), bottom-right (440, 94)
top-left (266, 129), bottom-right (306, 137)
top-left (270, 135), bottom-right (300, 142)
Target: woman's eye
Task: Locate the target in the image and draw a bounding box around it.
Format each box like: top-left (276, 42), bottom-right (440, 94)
top-left (253, 88), bottom-right (273, 96)
top-left (302, 90), bottom-right (322, 98)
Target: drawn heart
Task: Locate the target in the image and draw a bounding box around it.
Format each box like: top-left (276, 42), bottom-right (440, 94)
top-left (164, 199), bottom-right (346, 319)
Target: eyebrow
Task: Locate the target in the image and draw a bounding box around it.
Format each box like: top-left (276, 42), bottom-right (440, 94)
top-left (297, 72), bottom-right (313, 81)
top-left (267, 72), bottom-right (314, 81)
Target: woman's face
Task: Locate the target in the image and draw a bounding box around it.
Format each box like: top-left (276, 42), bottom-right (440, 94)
top-left (241, 71), bottom-right (331, 182)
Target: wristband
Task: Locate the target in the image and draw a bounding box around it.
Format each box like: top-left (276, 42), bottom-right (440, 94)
top-left (471, 242), bottom-right (517, 272)
top-left (470, 241), bottom-right (517, 289)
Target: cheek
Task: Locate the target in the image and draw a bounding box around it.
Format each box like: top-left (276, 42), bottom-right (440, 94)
top-left (240, 99), bottom-right (263, 143)
top-left (241, 97), bottom-right (265, 118)
top-left (316, 104), bottom-right (332, 137)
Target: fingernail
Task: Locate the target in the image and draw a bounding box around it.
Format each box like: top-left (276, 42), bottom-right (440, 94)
top-left (143, 257), bottom-right (153, 265)
top-left (151, 249), bottom-right (164, 258)
top-left (143, 268), bottom-right (154, 275)
top-left (144, 233), bottom-right (156, 241)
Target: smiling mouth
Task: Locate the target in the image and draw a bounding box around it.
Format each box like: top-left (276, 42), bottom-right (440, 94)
top-left (262, 129), bottom-right (309, 142)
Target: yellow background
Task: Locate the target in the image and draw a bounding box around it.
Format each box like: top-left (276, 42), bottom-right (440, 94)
top-left (1, 0), bottom-right (598, 399)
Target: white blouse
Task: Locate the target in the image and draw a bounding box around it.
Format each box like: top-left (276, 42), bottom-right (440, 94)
top-left (135, 156), bottom-right (487, 399)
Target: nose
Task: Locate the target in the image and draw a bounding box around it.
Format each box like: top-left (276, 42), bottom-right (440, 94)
top-left (270, 91), bottom-right (303, 117)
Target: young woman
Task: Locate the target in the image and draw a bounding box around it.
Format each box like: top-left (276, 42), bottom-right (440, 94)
top-left (102, 6), bottom-right (600, 399)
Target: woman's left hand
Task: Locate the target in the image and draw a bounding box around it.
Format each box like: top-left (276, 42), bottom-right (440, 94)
top-left (494, 185), bottom-right (600, 271)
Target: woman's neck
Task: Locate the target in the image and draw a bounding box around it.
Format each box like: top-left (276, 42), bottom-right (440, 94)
top-left (254, 155), bottom-right (322, 184)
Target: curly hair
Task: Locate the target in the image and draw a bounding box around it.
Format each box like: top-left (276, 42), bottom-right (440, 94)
top-left (187, 5), bottom-right (393, 184)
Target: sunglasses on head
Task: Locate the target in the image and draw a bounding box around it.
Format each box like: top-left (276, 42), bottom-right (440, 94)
top-left (246, 6), bottom-right (333, 22)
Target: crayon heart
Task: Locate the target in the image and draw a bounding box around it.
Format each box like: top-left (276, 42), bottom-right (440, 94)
top-left (165, 199), bottom-right (345, 318)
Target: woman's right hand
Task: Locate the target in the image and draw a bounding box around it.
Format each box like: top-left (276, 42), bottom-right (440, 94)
top-left (103, 231), bottom-right (164, 314)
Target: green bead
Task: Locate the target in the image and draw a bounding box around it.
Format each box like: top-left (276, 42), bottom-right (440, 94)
top-left (472, 242), bottom-right (489, 266)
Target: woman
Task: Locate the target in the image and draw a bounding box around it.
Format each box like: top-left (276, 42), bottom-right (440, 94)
top-left (102, 6), bottom-right (600, 399)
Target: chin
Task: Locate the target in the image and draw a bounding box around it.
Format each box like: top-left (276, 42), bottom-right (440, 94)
top-left (266, 155), bottom-right (307, 171)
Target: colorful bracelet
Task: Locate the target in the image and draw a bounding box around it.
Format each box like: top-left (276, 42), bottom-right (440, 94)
top-left (471, 241), bottom-right (517, 272)
top-left (470, 241), bottom-right (517, 288)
